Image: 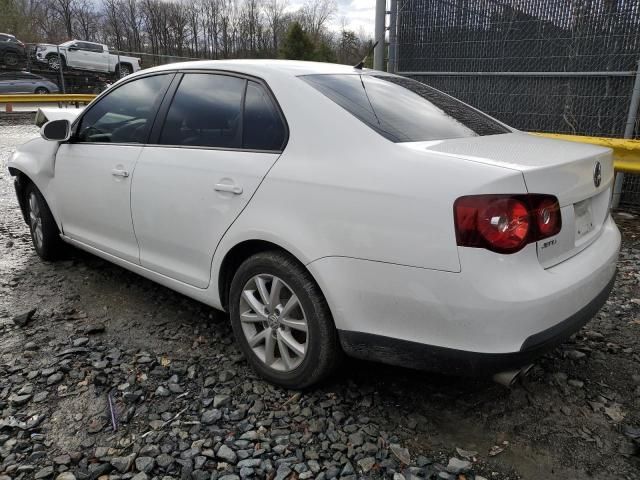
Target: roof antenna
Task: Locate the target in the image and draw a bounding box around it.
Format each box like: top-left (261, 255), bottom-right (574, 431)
top-left (354, 40), bottom-right (379, 70)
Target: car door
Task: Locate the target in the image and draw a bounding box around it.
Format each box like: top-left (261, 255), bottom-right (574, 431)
top-left (13, 73), bottom-right (30, 93)
top-left (92, 44), bottom-right (109, 72)
top-left (131, 72), bottom-right (288, 288)
top-left (54, 73), bottom-right (174, 263)
top-left (0, 73), bottom-right (16, 93)
top-left (65, 42), bottom-right (83, 68)
top-left (17, 73), bottom-right (37, 93)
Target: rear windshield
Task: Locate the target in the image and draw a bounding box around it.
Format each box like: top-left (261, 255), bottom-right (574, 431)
top-left (299, 74), bottom-right (509, 142)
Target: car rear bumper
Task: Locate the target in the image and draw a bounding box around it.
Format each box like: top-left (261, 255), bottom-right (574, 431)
top-left (337, 271), bottom-right (615, 375)
top-left (307, 215), bottom-right (620, 375)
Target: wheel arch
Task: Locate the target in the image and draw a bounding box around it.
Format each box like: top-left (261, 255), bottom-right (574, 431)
top-left (116, 62), bottom-right (133, 73)
top-left (46, 52), bottom-right (66, 62)
top-left (8, 167), bottom-right (61, 231)
top-left (217, 239), bottom-right (326, 313)
top-left (9, 167), bottom-right (34, 224)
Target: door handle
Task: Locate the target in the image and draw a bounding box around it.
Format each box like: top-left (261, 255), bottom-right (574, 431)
top-left (214, 183), bottom-right (243, 195)
top-left (111, 169), bottom-right (129, 178)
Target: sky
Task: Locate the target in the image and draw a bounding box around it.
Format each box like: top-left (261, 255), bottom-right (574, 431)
top-left (289, 0), bottom-right (376, 37)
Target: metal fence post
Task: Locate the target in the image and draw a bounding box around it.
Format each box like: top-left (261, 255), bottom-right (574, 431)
top-left (56, 45), bottom-right (66, 94)
top-left (388, 0), bottom-right (398, 73)
top-left (374, 0), bottom-right (386, 71)
top-left (613, 59), bottom-right (640, 208)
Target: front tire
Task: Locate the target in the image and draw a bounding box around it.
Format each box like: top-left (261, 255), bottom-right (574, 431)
top-left (4, 52), bottom-right (18, 66)
top-left (25, 183), bottom-right (64, 260)
top-left (35, 87), bottom-right (49, 94)
top-left (229, 251), bottom-right (341, 389)
top-left (47, 54), bottom-right (64, 71)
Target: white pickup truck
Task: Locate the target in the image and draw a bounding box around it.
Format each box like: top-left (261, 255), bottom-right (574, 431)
top-left (35, 40), bottom-right (141, 77)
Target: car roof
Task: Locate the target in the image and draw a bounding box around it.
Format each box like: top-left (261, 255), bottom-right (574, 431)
top-left (139, 59), bottom-right (372, 79)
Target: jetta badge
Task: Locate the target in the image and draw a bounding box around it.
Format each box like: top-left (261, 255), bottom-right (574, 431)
top-left (593, 161), bottom-right (602, 188)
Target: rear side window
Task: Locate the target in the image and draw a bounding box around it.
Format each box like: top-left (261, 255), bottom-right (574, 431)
top-left (243, 81), bottom-right (286, 150)
top-left (88, 43), bottom-right (104, 53)
top-left (159, 74), bottom-right (245, 149)
top-left (159, 74), bottom-right (286, 151)
top-left (76, 74), bottom-right (172, 144)
top-left (300, 74), bottom-right (509, 142)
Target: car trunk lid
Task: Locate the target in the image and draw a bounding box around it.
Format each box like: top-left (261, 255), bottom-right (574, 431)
top-left (417, 132), bottom-right (614, 268)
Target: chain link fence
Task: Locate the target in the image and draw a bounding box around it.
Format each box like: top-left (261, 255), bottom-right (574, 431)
top-left (395, 0), bottom-right (640, 208)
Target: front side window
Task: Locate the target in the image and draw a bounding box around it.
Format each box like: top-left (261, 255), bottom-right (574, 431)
top-left (159, 73), bottom-right (245, 148)
top-left (300, 74), bottom-right (509, 142)
top-left (75, 74), bottom-right (172, 144)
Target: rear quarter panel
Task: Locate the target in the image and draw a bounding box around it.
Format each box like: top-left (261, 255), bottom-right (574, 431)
top-left (212, 73), bottom-right (529, 282)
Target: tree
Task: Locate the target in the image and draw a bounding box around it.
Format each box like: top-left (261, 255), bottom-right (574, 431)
top-left (51, 0), bottom-right (75, 38)
top-left (74, 0), bottom-right (98, 41)
top-left (313, 39), bottom-right (335, 62)
top-left (264, 0), bottom-right (287, 53)
top-left (0, 0), bottom-right (373, 67)
top-left (337, 29), bottom-right (358, 64)
top-left (300, 0), bottom-right (336, 41)
top-left (280, 21), bottom-right (314, 60)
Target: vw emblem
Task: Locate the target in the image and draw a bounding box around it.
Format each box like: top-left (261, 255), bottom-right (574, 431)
top-left (268, 312), bottom-right (280, 329)
top-left (593, 161), bottom-right (602, 188)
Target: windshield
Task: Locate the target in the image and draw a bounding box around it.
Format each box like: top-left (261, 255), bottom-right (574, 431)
top-left (300, 74), bottom-right (510, 143)
top-left (60, 41), bottom-right (74, 47)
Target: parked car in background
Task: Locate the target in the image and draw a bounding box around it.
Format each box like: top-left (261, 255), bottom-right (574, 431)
top-left (7, 60), bottom-right (620, 389)
top-left (0, 33), bottom-right (27, 67)
top-left (0, 71), bottom-right (59, 94)
top-left (35, 40), bottom-right (141, 77)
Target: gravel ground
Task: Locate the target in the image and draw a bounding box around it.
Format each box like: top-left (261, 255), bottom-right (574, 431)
top-left (1, 114), bottom-right (639, 480)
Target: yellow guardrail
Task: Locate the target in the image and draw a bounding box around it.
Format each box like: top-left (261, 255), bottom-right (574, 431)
top-left (533, 132), bottom-right (640, 174)
top-left (0, 94), bottom-right (96, 104)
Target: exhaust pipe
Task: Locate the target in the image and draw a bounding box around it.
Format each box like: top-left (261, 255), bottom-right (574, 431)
top-left (492, 364), bottom-right (534, 387)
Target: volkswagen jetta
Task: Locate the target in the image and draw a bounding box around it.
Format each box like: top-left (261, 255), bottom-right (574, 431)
top-left (7, 60), bottom-right (620, 388)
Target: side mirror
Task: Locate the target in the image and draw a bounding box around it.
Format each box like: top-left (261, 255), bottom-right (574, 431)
top-left (68, 46), bottom-right (78, 51)
top-left (40, 119), bottom-right (71, 142)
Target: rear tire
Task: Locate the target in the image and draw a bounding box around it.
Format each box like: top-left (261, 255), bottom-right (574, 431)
top-left (116, 63), bottom-right (132, 78)
top-left (35, 87), bottom-right (49, 94)
top-left (229, 250), bottom-right (341, 389)
top-left (25, 183), bottom-right (64, 261)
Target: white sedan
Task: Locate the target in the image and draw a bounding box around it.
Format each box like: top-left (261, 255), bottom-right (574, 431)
top-left (7, 60), bottom-right (620, 388)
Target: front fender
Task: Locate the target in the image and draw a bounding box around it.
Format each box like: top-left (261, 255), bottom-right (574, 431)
top-left (7, 136), bottom-right (62, 228)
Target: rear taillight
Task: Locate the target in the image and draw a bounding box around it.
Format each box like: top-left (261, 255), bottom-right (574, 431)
top-left (454, 194), bottom-right (561, 254)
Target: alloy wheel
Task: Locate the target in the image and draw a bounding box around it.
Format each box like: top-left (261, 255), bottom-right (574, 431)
top-left (48, 57), bottom-right (60, 70)
top-left (239, 274), bottom-right (309, 372)
top-left (28, 192), bottom-right (43, 251)
top-left (4, 53), bottom-right (18, 66)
